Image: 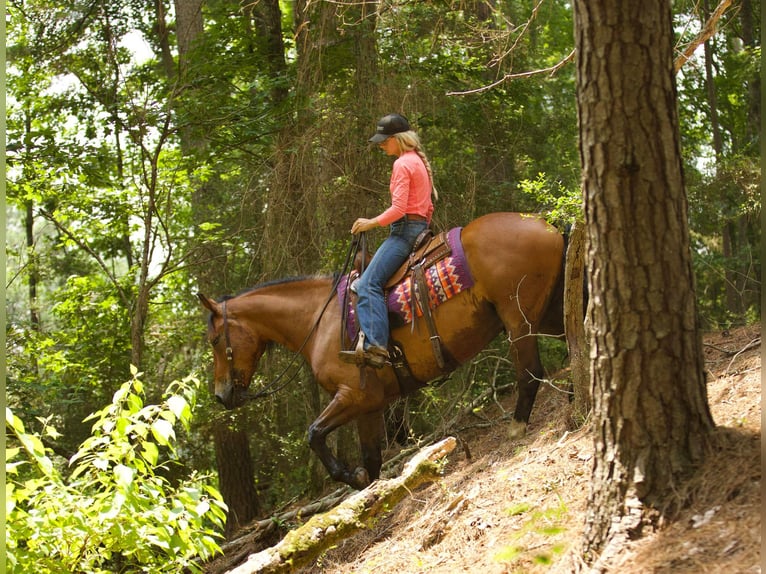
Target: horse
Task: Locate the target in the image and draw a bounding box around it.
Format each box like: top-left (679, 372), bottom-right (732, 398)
top-left (198, 212), bottom-right (567, 490)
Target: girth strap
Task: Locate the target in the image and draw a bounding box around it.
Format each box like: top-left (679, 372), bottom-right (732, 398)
top-left (411, 262), bottom-right (446, 370)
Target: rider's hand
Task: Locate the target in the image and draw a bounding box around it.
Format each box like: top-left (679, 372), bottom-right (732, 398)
top-left (351, 218), bottom-right (378, 234)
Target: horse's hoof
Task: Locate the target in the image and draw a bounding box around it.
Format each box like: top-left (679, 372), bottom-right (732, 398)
top-left (508, 419), bottom-right (527, 440)
top-left (351, 467), bottom-right (371, 489)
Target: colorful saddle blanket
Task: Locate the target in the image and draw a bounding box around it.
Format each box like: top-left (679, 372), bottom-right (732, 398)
top-left (337, 227), bottom-right (474, 340)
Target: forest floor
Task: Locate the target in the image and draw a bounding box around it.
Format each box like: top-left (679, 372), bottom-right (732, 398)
top-left (220, 325), bottom-right (761, 573)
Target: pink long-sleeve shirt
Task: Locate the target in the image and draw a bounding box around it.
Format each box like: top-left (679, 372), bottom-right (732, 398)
top-left (376, 150), bottom-right (434, 226)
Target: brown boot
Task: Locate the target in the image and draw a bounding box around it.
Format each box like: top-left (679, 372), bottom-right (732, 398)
top-left (338, 345), bottom-right (389, 369)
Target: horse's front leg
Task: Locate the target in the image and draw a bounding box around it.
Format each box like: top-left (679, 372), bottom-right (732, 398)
top-left (307, 389), bottom-right (371, 490)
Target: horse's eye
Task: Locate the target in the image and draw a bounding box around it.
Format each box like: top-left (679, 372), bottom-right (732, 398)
top-left (211, 335), bottom-right (221, 346)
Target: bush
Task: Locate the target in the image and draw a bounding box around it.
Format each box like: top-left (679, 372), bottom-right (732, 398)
top-left (6, 369), bottom-right (227, 573)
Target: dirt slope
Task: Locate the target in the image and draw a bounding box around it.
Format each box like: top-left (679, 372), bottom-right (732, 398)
top-left (301, 325), bottom-right (761, 574)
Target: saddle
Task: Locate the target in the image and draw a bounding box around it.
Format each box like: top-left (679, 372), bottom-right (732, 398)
top-left (343, 226), bottom-right (471, 394)
top-left (385, 229), bottom-right (451, 289)
top-left (388, 229), bottom-right (453, 372)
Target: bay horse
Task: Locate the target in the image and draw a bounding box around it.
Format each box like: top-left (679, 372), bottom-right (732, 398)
top-left (198, 212), bottom-right (566, 490)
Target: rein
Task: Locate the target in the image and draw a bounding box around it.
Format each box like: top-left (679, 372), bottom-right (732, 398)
top-left (222, 234), bottom-right (365, 402)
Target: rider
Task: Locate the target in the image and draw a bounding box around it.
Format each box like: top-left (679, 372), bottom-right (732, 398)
top-left (339, 113), bottom-right (437, 368)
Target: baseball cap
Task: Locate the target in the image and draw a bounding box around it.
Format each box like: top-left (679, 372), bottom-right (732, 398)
top-left (368, 114), bottom-right (411, 143)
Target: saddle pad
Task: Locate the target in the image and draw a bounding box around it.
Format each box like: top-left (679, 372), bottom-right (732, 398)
top-left (337, 227), bottom-right (474, 340)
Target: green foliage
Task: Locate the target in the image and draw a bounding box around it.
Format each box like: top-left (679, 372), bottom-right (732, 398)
top-left (6, 371), bottom-right (226, 573)
top-left (517, 172), bottom-right (583, 227)
top-left (494, 498), bottom-right (569, 568)
top-left (4, 0), bottom-right (760, 518)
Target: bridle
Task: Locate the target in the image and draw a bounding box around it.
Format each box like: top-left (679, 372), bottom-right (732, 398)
top-left (220, 299), bottom-right (234, 375)
top-left (218, 297), bottom-right (306, 401)
top-left (216, 233), bottom-right (365, 402)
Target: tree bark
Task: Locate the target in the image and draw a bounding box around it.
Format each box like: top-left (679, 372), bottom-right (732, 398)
top-left (224, 437), bottom-right (457, 574)
top-left (159, 0), bottom-right (263, 537)
top-left (214, 418), bottom-right (262, 538)
top-left (247, 0), bottom-right (288, 104)
top-left (563, 221), bottom-right (589, 423)
top-left (701, 1), bottom-right (741, 317)
top-left (573, 0), bottom-right (715, 564)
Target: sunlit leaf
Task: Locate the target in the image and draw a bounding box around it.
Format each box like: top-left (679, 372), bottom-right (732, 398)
top-left (151, 419), bottom-right (175, 446)
top-left (114, 464), bottom-right (135, 487)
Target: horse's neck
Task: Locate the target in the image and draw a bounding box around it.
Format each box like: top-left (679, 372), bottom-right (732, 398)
top-left (237, 279), bottom-right (330, 351)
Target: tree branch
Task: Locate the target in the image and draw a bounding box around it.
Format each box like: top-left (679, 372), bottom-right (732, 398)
top-left (447, 49), bottom-right (575, 96)
top-left (674, 0), bottom-right (733, 73)
top-left (449, 0), bottom-right (733, 97)
top-left (38, 208), bottom-right (131, 308)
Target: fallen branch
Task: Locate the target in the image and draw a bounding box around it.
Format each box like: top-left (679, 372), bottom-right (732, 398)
top-left (204, 488), bottom-right (352, 574)
top-left (224, 437), bottom-right (457, 574)
top-left (725, 338), bottom-right (761, 375)
top-left (206, 379), bottom-right (515, 573)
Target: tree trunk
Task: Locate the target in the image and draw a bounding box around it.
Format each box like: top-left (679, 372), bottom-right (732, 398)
top-left (701, 1), bottom-right (741, 317)
top-left (214, 418), bottom-right (262, 538)
top-left (738, 0), bottom-right (759, 152)
top-left (23, 110), bottom-right (40, 379)
top-left (154, 0), bottom-right (176, 80)
top-left (573, 0), bottom-right (715, 564)
top-left (563, 221), bottom-right (589, 423)
top-left (160, 0), bottom-right (262, 536)
top-left (247, 0), bottom-right (288, 105)
top-left (173, 0), bottom-right (206, 155)
top-left (25, 200), bottom-right (39, 331)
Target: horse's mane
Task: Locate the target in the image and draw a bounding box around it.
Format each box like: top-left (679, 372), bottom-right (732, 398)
top-left (217, 274), bottom-right (340, 302)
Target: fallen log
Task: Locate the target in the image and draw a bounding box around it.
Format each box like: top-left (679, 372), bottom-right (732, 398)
top-left (224, 437), bottom-right (457, 574)
top-left (204, 489), bottom-right (352, 574)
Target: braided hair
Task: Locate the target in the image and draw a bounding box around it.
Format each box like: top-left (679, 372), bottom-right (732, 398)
top-left (393, 131), bottom-right (439, 201)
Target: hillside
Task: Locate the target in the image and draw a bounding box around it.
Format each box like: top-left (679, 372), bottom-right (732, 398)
top-left (216, 325), bottom-right (761, 573)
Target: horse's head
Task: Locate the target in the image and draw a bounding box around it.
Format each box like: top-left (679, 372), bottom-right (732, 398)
top-left (198, 292), bottom-right (266, 409)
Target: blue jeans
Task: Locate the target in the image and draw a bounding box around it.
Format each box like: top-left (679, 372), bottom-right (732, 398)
top-left (356, 219), bottom-right (428, 349)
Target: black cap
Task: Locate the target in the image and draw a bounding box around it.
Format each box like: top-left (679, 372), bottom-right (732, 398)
top-left (368, 114), bottom-right (410, 143)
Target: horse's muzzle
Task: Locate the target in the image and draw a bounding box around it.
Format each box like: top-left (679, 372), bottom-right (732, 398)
top-left (215, 384), bottom-right (247, 410)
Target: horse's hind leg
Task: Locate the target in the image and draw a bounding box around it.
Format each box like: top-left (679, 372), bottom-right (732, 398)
top-left (508, 334), bottom-right (544, 439)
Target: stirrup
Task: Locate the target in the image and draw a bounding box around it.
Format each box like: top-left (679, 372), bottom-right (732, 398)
top-left (338, 349), bottom-right (388, 369)
top-left (338, 334), bottom-right (388, 369)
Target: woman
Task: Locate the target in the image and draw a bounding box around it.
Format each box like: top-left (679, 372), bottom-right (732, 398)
top-left (339, 113), bottom-right (437, 368)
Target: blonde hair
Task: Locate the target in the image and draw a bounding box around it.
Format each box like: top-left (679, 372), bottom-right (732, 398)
top-left (393, 130), bottom-right (439, 201)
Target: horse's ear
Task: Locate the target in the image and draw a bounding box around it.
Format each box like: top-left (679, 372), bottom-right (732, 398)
top-left (197, 292), bottom-right (219, 315)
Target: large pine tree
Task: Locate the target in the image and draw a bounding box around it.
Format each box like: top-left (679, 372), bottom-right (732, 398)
top-left (573, 0), bottom-right (716, 565)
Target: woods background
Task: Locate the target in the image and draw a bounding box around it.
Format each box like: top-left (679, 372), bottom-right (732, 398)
top-left (5, 0), bottom-right (760, 567)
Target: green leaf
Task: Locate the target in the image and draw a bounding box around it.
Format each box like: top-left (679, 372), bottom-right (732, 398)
top-left (195, 500), bottom-right (210, 517)
top-left (151, 419), bottom-right (175, 446)
top-left (114, 464), bottom-right (135, 487)
top-left (166, 395), bottom-right (189, 421)
top-left (127, 393), bottom-right (144, 413)
top-left (142, 442), bottom-right (159, 466)
top-left (6, 461), bottom-right (26, 475)
top-left (506, 502), bottom-right (531, 516)
top-left (494, 545), bottom-right (522, 562)
top-left (100, 491), bottom-right (126, 521)
top-left (7, 408), bottom-right (25, 434)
